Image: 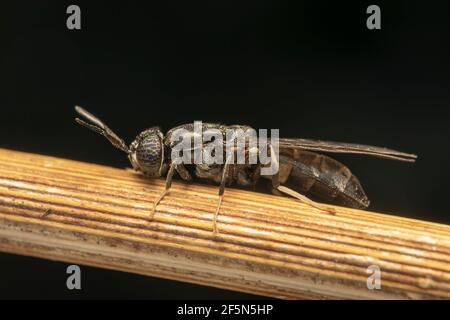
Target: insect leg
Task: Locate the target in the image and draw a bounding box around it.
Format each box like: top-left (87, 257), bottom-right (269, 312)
top-left (175, 163), bottom-right (192, 181)
top-left (151, 162), bottom-right (177, 220)
top-left (213, 155), bottom-right (232, 234)
top-left (270, 148), bottom-right (335, 214)
top-left (275, 185), bottom-right (336, 214)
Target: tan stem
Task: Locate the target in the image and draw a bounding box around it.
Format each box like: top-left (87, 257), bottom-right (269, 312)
top-left (0, 148), bottom-right (449, 299)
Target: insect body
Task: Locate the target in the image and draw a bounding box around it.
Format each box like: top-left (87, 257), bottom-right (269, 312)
top-left (74, 106), bottom-right (417, 233)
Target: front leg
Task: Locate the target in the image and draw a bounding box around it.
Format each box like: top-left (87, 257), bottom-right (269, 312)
top-left (151, 162), bottom-right (177, 220)
top-left (151, 162), bottom-right (192, 221)
top-left (175, 163), bottom-right (192, 181)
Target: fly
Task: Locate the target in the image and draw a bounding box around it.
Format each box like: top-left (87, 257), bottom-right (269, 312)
top-left (74, 106), bottom-right (417, 234)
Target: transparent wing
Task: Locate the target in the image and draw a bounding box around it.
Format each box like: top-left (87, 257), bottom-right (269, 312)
top-left (278, 138), bottom-right (417, 162)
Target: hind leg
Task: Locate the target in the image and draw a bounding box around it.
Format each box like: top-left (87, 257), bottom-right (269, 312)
top-left (270, 151), bottom-right (335, 214)
top-left (273, 183), bottom-right (336, 214)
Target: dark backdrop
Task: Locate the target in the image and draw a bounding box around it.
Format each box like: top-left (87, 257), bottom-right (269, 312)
top-left (0, 0), bottom-right (449, 299)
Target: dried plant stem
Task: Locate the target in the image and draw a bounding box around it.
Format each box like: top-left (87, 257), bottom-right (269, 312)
top-left (0, 148), bottom-right (449, 299)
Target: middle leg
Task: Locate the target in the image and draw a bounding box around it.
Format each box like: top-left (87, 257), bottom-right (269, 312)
top-left (213, 155), bottom-right (233, 234)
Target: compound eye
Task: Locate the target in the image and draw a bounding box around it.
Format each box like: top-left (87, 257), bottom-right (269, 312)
top-left (136, 134), bottom-right (162, 173)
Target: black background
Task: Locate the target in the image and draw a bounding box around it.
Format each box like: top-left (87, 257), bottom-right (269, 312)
top-left (0, 1), bottom-right (449, 299)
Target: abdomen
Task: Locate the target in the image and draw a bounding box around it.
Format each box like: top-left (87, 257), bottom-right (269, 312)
top-left (279, 150), bottom-right (370, 209)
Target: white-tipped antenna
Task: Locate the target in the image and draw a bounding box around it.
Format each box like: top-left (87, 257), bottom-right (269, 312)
top-left (74, 105), bottom-right (130, 153)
